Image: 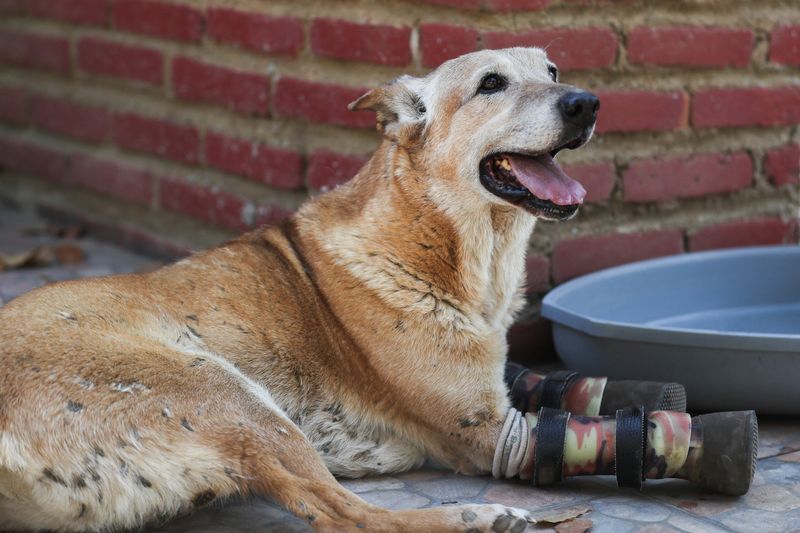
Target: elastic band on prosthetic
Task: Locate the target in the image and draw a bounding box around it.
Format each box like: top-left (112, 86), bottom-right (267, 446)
top-left (506, 364), bottom-right (607, 416)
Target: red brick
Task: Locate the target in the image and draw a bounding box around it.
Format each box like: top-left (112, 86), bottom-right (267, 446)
top-left (552, 230), bottom-right (684, 283)
top-left (311, 19), bottom-right (411, 67)
top-left (113, 113), bottom-right (199, 165)
top-left (765, 144), bottom-right (800, 188)
top-left (254, 203), bottom-right (294, 227)
top-left (307, 150), bottom-right (368, 190)
top-left (692, 87), bottom-right (800, 128)
top-left (159, 178), bottom-right (249, 232)
top-left (0, 86), bottom-right (28, 125)
top-left (420, 23), bottom-right (479, 68)
top-left (628, 26), bottom-right (754, 68)
top-left (114, 0), bottom-right (202, 42)
top-left (78, 37), bottom-right (163, 86)
top-left (562, 162), bottom-right (615, 203)
top-left (207, 8), bottom-right (303, 57)
top-left (205, 131), bottom-right (303, 190)
top-left (31, 95), bottom-right (108, 143)
top-left (414, 0), bottom-right (481, 9)
top-left (67, 153), bottom-right (152, 205)
top-left (28, 0), bottom-right (107, 26)
top-left (0, 29), bottom-right (70, 74)
top-left (482, 27), bottom-right (617, 70)
top-left (274, 78), bottom-right (375, 129)
top-left (0, 135), bottom-right (68, 182)
top-left (623, 151), bottom-right (752, 203)
top-left (689, 217), bottom-right (798, 252)
top-left (594, 90), bottom-right (688, 133)
top-left (485, 0), bottom-right (550, 10)
top-left (770, 25), bottom-right (800, 66)
top-left (0, 0), bottom-right (25, 14)
top-left (525, 254), bottom-right (550, 293)
top-left (172, 57), bottom-right (269, 116)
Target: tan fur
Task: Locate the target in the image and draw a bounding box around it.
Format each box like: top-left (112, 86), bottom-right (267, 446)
top-left (0, 48), bottom-right (592, 532)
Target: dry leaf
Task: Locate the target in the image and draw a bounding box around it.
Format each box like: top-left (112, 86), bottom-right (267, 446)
top-left (0, 246), bottom-right (55, 271)
top-left (55, 244), bottom-right (86, 265)
top-left (534, 505), bottom-right (591, 525)
top-left (554, 518), bottom-right (593, 533)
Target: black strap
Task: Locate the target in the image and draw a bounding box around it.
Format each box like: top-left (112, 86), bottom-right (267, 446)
top-left (533, 407), bottom-right (570, 486)
top-left (504, 362), bottom-right (530, 391)
top-left (615, 406), bottom-right (647, 490)
top-left (539, 371), bottom-right (580, 409)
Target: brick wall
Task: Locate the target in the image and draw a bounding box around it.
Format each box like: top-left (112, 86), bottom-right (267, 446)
top-left (0, 1), bottom-right (798, 328)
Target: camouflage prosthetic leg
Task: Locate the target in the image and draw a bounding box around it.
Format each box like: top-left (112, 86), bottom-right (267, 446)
top-left (505, 362), bottom-right (687, 416)
top-left (493, 407), bottom-right (758, 496)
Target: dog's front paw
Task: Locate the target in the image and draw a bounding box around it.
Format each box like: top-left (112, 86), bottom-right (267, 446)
top-left (458, 503), bottom-right (532, 533)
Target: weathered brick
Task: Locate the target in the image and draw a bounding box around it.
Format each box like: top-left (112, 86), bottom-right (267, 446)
top-left (765, 143), bottom-right (800, 188)
top-left (113, 0), bottom-right (203, 42)
top-left (254, 203), bottom-right (294, 227)
top-left (0, 29), bottom-right (70, 74)
top-left (482, 27), bottom-right (617, 70)
top-left (205, 131), bottom-right (303, 190)
top-left (623, 151), bottom-right (752, 203)
top-left (159, 177), bottom-right (249, 232)
top-left (274, 78), bottom-right (374, 129)
top-left (628, 26), bottom-right (754, 67)
top-left (770, 25), bottom-right (800, 66)
top-left (420, 23), bottom-right (479, 68)
top-left (28, 0), bottom-right (107, 26)
top-left (0, 135), bottom-right (68, 182)
top-left (414, 0), bottom-right (481, 9)
top-left (562, 162), bottom-right (615, 203)
top-left (31, 95), bottom-right (108, 143)
top-left (552, 230), bottom-right (684, 283)
top-left (311, 19), bottom-right (411, 66)
top-left (595, 90), bottom-right (688, 133)
top-left (689, 217), bottom-right (797, 251)
top-left (207, 8), bottom-right (303, 57)
top-left (307, 150), bottom-right (368, 190)
top-left (525, 254), bottom-right (550, 293)
top-left (692, 87), bottom-right (800, 128)
top-left (77, 37), bottom-right (163, 86)
top-left (172, 57), bottom-right (269, 116)
top-left (67, 153), bottom-right (152, 205)
top-left (113, 113), bottom-right (199, 165)
top-left (485, 0), bottom-right (550, 10)
top-left (0, 85), bottom-right (28, 125)
top-left (0, 0), bottom-right (25, 14)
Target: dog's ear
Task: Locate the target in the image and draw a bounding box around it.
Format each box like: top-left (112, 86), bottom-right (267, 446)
top-left (348, 76), bottom-right (426, 144)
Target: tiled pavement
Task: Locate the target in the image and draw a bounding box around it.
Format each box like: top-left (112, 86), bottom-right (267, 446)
top-left (2, 203), bottom-right (800, 532)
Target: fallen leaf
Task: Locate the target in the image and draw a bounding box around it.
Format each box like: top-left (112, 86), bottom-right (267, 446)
top-left (533, 505), bottom-right (591, 525)
top-left (0, 246), bottom-right (55, 271)
top-left (554, 518), bottom-right (593, 533)
top-left (55, 243), bottom-right (86, 265)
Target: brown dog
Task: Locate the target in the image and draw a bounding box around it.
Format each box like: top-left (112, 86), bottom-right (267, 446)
top-left (0, 47), bottom-right (599, 532)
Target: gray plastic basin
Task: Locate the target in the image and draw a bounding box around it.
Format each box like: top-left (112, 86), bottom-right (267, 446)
top-left (542, 245), bottom-right (800, 414)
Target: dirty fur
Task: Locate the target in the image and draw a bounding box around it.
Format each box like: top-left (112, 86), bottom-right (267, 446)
top-left (0, 48), bottom-right (593, 532)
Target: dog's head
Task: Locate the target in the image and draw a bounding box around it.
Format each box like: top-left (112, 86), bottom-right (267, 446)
top-left (350, 47), bottom-right (598, 221)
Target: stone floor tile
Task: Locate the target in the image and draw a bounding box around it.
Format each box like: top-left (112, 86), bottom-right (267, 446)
top-left (481, 478), bottom-right (597, 510)
top-left (758, 418), bottom-right (800, 459)
top-left (341, 475), bottom-right (406, 493)
top-left (410, 473), bottom-right (490, 502)
top-left (359, 489), bottom-right (431, 509)
top-left (590, 496), bottom-right (673, 522)
top-left (717, 507), bottom-right (798, 533)
top-left (745, 484), bottom-right (800, 512)
top-left (666, 512), bottom-right (731, 533)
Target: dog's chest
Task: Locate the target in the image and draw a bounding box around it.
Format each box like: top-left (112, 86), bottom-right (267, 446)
top-left (294, 402), bottom-right (425, 478)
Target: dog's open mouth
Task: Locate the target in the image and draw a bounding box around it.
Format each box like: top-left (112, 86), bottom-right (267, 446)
top-left (480, 142), bottom-right (587, 221)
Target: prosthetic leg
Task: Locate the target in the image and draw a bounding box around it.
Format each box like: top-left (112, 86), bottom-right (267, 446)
top-left (505, 362), bottom-right (687, 416)
top-left (493, 406), bottom-right (758, 496)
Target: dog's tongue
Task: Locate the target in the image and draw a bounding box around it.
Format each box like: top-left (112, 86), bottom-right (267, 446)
top-left (506, 153), bottom-right (586, 206)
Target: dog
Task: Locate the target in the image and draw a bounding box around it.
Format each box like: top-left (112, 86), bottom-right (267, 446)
top-left (0, 47), bottom-right (598, 532)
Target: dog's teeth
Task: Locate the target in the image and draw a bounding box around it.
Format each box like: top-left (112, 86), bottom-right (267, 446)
top-left (498, 158), bottom-right (511, 171)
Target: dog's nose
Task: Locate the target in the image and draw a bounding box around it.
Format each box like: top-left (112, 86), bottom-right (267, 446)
top-left (558, 91), bottom-right (600, 127)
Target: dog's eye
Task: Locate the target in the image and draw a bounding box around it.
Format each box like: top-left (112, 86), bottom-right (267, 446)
top-left (548, 65), bottom-right (558, 82)
top-left (477, 73), bottom-right (507, 95)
